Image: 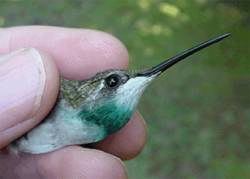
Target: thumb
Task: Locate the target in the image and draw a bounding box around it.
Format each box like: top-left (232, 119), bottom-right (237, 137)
top-left (0, 48), bottom-right (59, 149)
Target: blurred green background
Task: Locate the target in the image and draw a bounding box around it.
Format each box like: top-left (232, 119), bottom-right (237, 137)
top-left (1, 0), bottom-right (249, 178)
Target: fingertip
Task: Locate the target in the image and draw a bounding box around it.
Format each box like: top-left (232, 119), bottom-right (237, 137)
top-left (37, 146), bottom-right (127, 179)
top-left (0, 48), bottom-right (59, 148)
top-left (57, 29), bottom-right (129, 79)
top-left (32, 48), bottom-right (59, 123)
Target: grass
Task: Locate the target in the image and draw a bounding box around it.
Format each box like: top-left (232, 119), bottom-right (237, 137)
top-left (1, 0), bottom-right (250, 178)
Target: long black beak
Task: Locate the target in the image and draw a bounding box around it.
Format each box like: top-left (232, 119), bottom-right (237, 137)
top-left (136, 33), bottom-right (230, 77)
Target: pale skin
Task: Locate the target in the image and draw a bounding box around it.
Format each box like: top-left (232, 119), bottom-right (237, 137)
top-left (0, 26), bottom-right (147, 179)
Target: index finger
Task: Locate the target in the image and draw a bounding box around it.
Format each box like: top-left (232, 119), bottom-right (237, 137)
top-left (0, 26), bottom-right (129, 79)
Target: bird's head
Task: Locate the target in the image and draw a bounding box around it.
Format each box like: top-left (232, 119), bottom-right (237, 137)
top-left (76, 69), bottom-right (154, 135)
top-left (74, 34), bottom-right (230, 136)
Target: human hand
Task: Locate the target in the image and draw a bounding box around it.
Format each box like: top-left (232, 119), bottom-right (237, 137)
top-left (0, 26), bottom-right (147, 179)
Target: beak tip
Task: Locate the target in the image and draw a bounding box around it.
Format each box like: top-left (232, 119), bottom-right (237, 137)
top-left (221, 33), bottom-right (231, 39)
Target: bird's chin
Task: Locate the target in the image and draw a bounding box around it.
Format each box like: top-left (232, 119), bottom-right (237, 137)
top-left (114, 75), bottom-right (155, 111)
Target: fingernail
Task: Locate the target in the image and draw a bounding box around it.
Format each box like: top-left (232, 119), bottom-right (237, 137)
top-left (0, 48), bottom-right (46, 131)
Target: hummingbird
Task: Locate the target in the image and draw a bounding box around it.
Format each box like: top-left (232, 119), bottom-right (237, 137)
top-left (11, 33), bottom-right (230, 154)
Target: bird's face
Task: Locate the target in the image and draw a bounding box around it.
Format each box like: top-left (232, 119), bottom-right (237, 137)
top-left (83, 70), bottom-right (155, 109)
top-left (77, 70), bottom-right (155, 134)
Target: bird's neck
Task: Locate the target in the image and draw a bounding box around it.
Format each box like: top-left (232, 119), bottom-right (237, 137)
top-left (78, 101), bottom-right (133, 135)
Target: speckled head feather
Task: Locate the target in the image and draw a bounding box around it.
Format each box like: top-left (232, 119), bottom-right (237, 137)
top-left (60, 69), bottom-right (130, 108)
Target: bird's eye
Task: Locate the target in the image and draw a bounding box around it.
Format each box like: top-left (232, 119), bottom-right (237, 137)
top-left (105, 74), bottom-right (121, 88)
